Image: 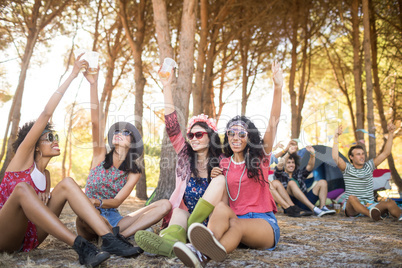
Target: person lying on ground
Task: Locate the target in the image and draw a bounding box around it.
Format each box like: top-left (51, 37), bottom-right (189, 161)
top-left (332, 124), bottom-right (402, 222)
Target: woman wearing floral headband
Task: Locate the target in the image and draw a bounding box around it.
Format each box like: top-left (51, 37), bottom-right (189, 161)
top-left (134, 61), bottom-right (224, 262)
top-left (0, 56), bottom-right (141, 267)
top-left (174, 61), bottom-right (283, 265)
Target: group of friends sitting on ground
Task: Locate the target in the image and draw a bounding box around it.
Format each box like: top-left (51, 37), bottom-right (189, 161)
top-left (0, 56), bottom-right (400, 268)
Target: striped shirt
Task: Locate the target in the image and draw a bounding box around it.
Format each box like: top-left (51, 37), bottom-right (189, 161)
top-left (342, 159), bottom-right (375, 202)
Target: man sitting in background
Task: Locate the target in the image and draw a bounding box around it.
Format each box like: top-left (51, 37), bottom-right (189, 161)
top-left (332, 123), bottom-right (402, 221)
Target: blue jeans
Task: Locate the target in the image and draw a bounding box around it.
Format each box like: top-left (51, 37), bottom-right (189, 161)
top-left (99, 208), bottom-right (123, 227)
top-left (237, 212), bottom-right (280, 250)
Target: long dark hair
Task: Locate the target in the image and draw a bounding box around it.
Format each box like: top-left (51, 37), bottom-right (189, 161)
top-left (223, 115), bottom-right (268, 184)
top-left (186, 122), bottom-right (222, 181)
top-left (13, 121), bottom-right (54, 153)
top-left (103, 133), bottom-right (141, 174)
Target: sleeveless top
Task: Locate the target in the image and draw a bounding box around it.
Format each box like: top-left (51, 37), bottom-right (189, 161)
top-left (0, 163), bottom-right (46, 252)
top-left (85, 161), bottom-right (129, 200)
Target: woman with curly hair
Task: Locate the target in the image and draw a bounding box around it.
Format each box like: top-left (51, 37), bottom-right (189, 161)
top-left (75, 64), bottom-right (171, 242)
top-left (0, 56), bottom-right (142, 267)
top-left (134, 61), bottom-right (225, 261)
top-left (174, 61), bottom-right (283, 265)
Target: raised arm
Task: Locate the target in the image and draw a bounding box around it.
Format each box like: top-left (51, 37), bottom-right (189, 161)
top-left (276, 144), bottom-right (297, 171)
top-left (373, 122), bottom-right (396, 167)
top-left (160, 65), bottom-right (175, 115)
top-left (8, 57), bottom-right (85, 171)
top-left (263, 61), bottom-right (283, 154)
top-left (332, 125), bottom-right (346, 171)
top-left (274, 140), bottom-right (297, 158)
top-left (85, 68), bottom-right (106, 169)
top-left (305, 145), bottom-right (316, 172)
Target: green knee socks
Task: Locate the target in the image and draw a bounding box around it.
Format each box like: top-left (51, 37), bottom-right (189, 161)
top-left (160, 224), bottom-right (186, 243)
top-left (187, 198), bottom-right (215, 228)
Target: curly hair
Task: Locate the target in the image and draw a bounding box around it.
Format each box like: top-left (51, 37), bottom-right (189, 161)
top-left (186, 121), bottom-right (222, 182)
top-left (12, 121), bottom-right (54, 153)
top-left (223, 115), bottom-right (267, 184)
top-left (287, 153), bottom-right (300, 169)
top-left (103, 133), bottom-right (141, 174)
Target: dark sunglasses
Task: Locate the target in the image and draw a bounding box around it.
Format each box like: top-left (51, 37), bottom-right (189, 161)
top-left (41, 132), bottom-right (59, 143)
top-left (227, 129), bottom-right (248, 139)
top-left (114, 129), bottom-right (132, 136)
top-left (187, 131), bottom-right (208, 140)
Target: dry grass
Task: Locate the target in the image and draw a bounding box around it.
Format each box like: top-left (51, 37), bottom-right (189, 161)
top-left (1, 196), bottom-right (401, 267)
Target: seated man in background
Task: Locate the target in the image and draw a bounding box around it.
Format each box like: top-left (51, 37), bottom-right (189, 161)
top-left (332, 124), bottom-right (402, 221)
top-left (274, 143), bottom-right (335, 217)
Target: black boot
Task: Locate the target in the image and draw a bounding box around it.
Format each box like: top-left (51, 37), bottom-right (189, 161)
top-left (73, 235), bottom-right (110, 267)
top-left (101, 226), bottom-right (143, 257)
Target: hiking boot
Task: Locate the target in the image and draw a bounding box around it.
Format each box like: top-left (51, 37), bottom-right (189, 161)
top-left (73, 235), bottom-right (110, 267)
top-left (284, 206), bottom-right (302, 217)
top-left (369, 207), bottom-right (382, 221)
top-left (173, 242), bottom-right (209, 268)
top-left (294, 206), bottom-right (313, 216)
top-left (188, 223), bottom-right (227, 262)
top-left (134, 230), bottom-right (176, 258)
top-left (321, 206), bottom-right (336, 215)
top-left (101, 226), bottom-right (143, 257)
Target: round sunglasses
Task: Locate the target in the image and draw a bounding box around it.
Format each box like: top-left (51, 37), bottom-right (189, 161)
top-left (227, 129), bottom-right (248, 139)
top-left (41, 132), bottom-right (59, 143)
top-left (114, 129), bottom-right (132, 136)
top-left (187, 131), bottom-right (208, 140)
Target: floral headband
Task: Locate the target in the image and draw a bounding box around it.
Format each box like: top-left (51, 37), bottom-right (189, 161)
top-left (187, 114), bottom-right (218, 133)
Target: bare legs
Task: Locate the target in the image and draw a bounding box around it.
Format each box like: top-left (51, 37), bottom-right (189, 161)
top-left (287, 180), bottom-right (315, 211)
top-left (207, 202), bottom-right (274, 254)
top-left (118, 199), bottom-right (171, 238)
top-left (270, 180), bottom-right (295, 209)
top-left (312, 180), bottom-right (328, 208)
top-left (346, 195), bottom-right (402, 219)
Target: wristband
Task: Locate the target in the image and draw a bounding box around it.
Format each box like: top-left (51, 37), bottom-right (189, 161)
top-left (96, 198), bottom-right (103, 209)
top-left (281, 149), bottom-right (286, 154)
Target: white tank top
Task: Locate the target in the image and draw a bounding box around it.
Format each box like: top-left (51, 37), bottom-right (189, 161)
top-left (31, 163), bottom-right (46, 191)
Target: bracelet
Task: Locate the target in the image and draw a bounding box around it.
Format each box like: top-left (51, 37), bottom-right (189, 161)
top-left (96, 198), bottom-right (103, 209)
top-left (281, 149), bottom-right (286, 154)
top-left (311, 151), bottom-right (316, 156)
top-left (55, 90), bottom-right (64, 96)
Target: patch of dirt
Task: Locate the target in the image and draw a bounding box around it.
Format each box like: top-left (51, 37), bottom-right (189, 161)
top-left (1, 196), bottom-right (401, 267)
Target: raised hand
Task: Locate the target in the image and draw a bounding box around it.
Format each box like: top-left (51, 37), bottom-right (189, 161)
top-left (159, 65), bottom-right (174, 87)
top-left (387, 122), bottom-right (396, 133)
top-left (271, 60), bottom-right (283, 89)
top-left (288, 144), bottom-right (298, 154)
top-left (71, 55), bottom-right (87, 78)
top-left (273, 142), bottom-right (284, 151)
top-left (335, 125), bottom-right (343, 138)
top-left (83, 66), bottom-right (99, 85)
top-left (305, 145), bottom-right (315, 155)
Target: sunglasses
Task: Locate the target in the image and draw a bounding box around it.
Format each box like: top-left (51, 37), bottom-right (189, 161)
top-left (227, 129), bottom-right (248, 139)
top-left (114, 129), bottom-right (132, 136)
top-left (41, 132), bottom-right (59, 143)
top-left (187, 131), bottom-right (208, 140)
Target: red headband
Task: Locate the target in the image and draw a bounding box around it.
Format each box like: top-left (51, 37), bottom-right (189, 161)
top-left (187, 114), bottom-right (217, 133)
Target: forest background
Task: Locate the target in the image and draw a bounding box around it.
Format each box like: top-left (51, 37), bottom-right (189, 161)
top-left (0, 0), bottom-right (401, 202)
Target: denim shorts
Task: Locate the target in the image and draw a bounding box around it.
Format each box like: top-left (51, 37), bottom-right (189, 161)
top-left (99, 208), bottom-right (123, 227)
top-left (237, 212), bottom-right (280, 251)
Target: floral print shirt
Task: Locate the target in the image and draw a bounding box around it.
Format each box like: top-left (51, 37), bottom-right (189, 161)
top-left (85, 161), bottom-right (128, 200)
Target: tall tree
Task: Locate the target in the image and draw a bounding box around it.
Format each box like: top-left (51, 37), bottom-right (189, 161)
top-left (0, 0), bottom-right (76, 181)
top-left (151, 0), bottom-right (197, 200)
top-left (119, 0), bottom-right (150, 200)
top-left (362, 0), bottom-right (376, 158)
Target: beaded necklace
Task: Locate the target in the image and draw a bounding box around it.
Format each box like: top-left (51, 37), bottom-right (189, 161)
top-left (225, 155), bottom-right (246, 202)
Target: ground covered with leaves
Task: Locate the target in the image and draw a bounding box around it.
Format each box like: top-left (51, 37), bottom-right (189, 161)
top-left (1, 196), bottom-right (401, 267)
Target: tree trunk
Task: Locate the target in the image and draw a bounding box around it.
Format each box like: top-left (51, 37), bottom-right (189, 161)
top-left (369, 0), bottom-right (402, 191)
top-left (0, 31), bottom-right (38, 181)
top-left (362, 0), bottom-right (376, 158)
top-left (119, 0), bottom-right (148, 200)
top-left (193, 0), bottom-right (208, 116)
top-left (240, 33), bottom-right (250, 116)
top-left (351, 0), bottom-right (365, 145)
